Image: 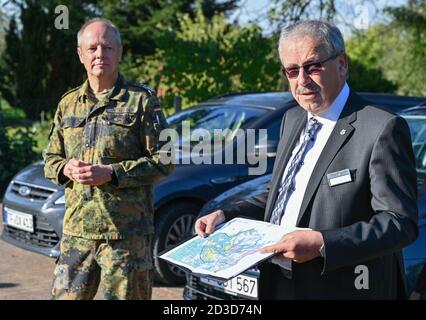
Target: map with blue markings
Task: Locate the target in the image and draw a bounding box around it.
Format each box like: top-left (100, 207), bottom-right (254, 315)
top-left (160, 218), bottom-right (305, 280)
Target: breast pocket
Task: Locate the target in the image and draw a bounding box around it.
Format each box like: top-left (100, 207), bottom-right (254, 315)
top-left (61, 117), bottom-right (86, 159)
top-left (99, 112), bottom-right (140, 159)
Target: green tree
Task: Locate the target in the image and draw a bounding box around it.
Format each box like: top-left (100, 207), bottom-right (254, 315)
top-left (345, 2), bottom-right (426, 97)
top-left (0, 0), bottom-right (240, 119)
top-left (0, 10), bottom-right (7, 55)
top-left (138, 7), bottom-right (281, 111)
top-left (345, 25), bottom-right (397, 93)
top-left (98, 0), bottom-right (239, 82)
top-left (0, 110), bottom-right (11, 192)
top-left (385, 0), bottom-right (426, 96)
top-left (0, 0), bottom-right (93, 120)
top-left (0, 110), bottom-right (38, 193)
top-left (268, 0), bottom-right (337, 30)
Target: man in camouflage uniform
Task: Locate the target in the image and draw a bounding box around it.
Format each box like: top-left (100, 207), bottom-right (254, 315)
top-left (43, 18), bottom-right (173, 300)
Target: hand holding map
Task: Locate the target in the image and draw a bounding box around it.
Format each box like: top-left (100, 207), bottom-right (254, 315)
top-left (160, 217), bottom-right (309, 280)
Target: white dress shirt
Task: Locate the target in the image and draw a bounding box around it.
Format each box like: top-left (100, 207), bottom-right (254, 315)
top-left (279, 83), bottom-right (350, 227)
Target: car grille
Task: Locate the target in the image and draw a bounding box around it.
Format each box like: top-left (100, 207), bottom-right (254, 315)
top-left (185, 274), bottom-right (247, 300)
top-left (4, 214), bottom-right (59, 248)
top-left (11, 181), bottom-right (56, 201)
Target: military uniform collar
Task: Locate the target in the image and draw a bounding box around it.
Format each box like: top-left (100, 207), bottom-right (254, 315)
top-left (77, 74), bottom-right (128, 103)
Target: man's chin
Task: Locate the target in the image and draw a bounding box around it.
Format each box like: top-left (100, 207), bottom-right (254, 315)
top-left (298, 101), bottom-right (325, 115)
top-left (298, 97), bottom-right (319, 109)
top-left (90, 69), bottom-right (112, 78)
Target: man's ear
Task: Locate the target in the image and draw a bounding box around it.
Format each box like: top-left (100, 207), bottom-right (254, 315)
top-left (339, 52), bottom-right (348, 78)
top-left (118, 45), bottom-right (123, 63)
top-left (77, 47), bottom-right (84, 64)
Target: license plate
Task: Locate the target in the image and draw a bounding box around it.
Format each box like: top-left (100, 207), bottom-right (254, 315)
top-left (4, 207), bottom-right (34, 233)
top-left (200, 274), bottom-right (258, 299)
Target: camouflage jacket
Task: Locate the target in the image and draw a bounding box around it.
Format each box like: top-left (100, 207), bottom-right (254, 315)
top-left (43, 75), bottom-right (174, 239)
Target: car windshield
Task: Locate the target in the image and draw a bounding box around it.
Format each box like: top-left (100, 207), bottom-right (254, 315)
top-left (403, 115), bottom-right (426, 174)
top-left (167, 105), bottom-right (266, 147)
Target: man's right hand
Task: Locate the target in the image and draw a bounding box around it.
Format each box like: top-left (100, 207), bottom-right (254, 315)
top-left (63, 159), bottom-right (90, 181)
top-left (194, 210), bottom-right (226, 238)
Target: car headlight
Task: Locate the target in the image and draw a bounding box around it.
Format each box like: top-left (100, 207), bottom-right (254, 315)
top-left (54, 195), bottom-right (66, 205)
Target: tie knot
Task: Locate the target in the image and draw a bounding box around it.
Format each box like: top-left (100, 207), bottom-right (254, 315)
top-left (308, 117), bottom-right (318, 126)
top-left (305, 117), bottom-right (320, 139)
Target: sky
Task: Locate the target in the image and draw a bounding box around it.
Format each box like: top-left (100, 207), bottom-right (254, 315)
top-left (231, 0), bottom-right (408, 38)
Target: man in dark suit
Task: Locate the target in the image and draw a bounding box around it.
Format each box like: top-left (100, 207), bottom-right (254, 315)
top-left (194, 20), bottom-right (418, 299)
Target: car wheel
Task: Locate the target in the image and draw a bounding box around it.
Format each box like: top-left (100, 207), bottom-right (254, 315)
top-left (154, 202), bottom-right (200, 285)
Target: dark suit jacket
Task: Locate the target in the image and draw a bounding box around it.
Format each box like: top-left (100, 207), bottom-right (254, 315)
top-left (223, 91), bottom-right (419, 299)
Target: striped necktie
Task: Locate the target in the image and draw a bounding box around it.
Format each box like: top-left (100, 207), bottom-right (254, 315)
top-left (270, 117), bottom-right (321, 225)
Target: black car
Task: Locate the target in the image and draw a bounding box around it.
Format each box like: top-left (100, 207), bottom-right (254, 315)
top-left (183, 108), bottom-right (426, 300)
top-left (2, 92), bottom-right (424, 286)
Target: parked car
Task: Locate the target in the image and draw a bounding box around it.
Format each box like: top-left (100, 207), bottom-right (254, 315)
top-left (183, 107), bottom-right (426, 300)
top-left (2, 92), bottom-right (425, 286)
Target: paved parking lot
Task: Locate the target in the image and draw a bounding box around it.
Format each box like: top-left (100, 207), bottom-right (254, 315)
top-left (0, 215), bottom-right (183, 300)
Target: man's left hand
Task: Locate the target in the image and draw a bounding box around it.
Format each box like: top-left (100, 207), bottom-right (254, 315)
top-left (72, 164), bottom-right (113, 186)
top-left (261, 230), bottom-right (324, 263)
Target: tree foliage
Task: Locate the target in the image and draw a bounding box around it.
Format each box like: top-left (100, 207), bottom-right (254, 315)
top-left (384, 0), bottom-right (426, 96)
top-left (0, 0), bottom-right (239, 120)
top-left (0, 0), bottom-right (93, 120)
top-left (345, 0), bottom-right (426, 96)
top-left (268, 0), bottom-right (337, 31)
top-left (0, 110), bottom-right (38, 193)
top-left (136, 7), bottom-right (282, 111)
top-left (99, 0), bottom-right (239, 86)
top-left (345, 25), bottom-right (397, 93)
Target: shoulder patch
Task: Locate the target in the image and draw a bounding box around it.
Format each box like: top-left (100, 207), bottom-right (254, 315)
top-left (61, 86), bottom-right (80, 99)
top-left (131, 83), bottom-right (157, 96)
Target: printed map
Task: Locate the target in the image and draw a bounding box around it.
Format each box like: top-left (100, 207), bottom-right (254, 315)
top-left (160, 218), bottom-right (302, 279)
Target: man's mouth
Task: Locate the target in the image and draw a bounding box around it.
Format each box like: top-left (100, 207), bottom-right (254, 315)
top-left (296, 86), bottom-right (319, 98)
top-left (299, 91), bottom-right (318, 97)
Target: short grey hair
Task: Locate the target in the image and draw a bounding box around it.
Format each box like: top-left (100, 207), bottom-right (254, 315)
top-left (77, 18), bottom-right (122, 47)
top-left (278, 20), bottom-right (345, 64)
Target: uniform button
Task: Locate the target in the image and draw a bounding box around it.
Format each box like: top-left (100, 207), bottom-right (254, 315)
top-left (86, 143), bottom-right (89, 147)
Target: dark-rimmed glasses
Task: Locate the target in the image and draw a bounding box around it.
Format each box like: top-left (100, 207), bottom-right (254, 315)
top-left (282, 53), bottom-right (341, 79)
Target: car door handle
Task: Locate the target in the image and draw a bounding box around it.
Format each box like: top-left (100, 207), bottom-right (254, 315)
top-left (210, 177), bottom-right (237, 184)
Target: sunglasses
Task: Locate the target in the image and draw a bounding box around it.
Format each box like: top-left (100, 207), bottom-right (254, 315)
top-left (282, 53), bottom-right (341, 79)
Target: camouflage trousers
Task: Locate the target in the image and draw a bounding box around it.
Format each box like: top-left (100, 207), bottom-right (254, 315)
top-left (51, 233), bottom-right (153, 300)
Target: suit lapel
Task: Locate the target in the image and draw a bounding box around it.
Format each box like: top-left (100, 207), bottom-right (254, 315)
top-left (296, 93), bottom-right (362, 226)
top-left (264, 107), bottom-right (307, 221)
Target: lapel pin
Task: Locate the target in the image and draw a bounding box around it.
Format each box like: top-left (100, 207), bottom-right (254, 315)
top-left (340, 129), bottom-right (346, 135)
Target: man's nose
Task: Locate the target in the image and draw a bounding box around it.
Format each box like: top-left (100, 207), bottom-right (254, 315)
top-left (297, 67), bottom-right (311, 87)
top-left (95, 46), bottom-right (104, 58)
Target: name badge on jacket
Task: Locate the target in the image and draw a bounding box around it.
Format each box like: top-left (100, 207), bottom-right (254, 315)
top-left (327, 168), bottom-right (352, 187)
